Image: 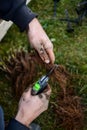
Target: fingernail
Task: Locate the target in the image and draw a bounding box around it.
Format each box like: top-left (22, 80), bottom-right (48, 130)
top-left (45, 59), bottom-right (50, 63)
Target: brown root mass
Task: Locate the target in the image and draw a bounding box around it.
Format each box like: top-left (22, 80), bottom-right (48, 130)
top-left (55, 88), bottom-right (84, 130)
top-left (1, 51), bottom-right (84, 130)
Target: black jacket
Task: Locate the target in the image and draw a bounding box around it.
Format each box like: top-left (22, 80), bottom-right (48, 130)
top-left (6, 119), bottom-right (30, 130)
top-left (0, 0), bottom-right (37, 31)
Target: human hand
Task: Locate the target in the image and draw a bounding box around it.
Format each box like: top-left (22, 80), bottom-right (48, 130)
top-left (27, 18), bottom-right (55, 64)
top-left (15, 85), bottom-right (51, 127)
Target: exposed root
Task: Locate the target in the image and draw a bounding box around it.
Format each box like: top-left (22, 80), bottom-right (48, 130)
top-left (55, 88), bottom-right (84, 130)
top-left (0, 50), bottom-right (84, 130)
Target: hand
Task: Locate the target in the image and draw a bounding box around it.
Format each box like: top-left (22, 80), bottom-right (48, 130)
top-left (27, 18), bottom-right (55, 64)
top-left (15, 85), bottom-right (51, 127)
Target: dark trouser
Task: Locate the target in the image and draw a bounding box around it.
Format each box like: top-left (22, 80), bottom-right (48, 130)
top-left (0, 106), bottom-right (4, 130)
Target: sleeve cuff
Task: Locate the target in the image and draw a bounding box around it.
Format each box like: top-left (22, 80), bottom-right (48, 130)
top-left (6, 118), bottom-right (30, 130)
top-left (11, 5), bottom-right (38, 31)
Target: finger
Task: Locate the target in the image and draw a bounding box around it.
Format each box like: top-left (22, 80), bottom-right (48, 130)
top-left (43, 39), bottom-right (55, 63)
top-left (38, 93), bottom-right (50, 100)
top-left (37, 44), bottom-right (50, 63)
top-left (45, 48), bottom-right (55, 64)
top-left (41, 85), bottom-right (51, 100)
top-left (38, 93), bottom-right (48, 102)
top-left (43, 84), bottom-right (51, 93)
top-left (44, 84), bottom-right (51, 96)
top-left (38, 93), bottom-right (45, 99)
top-left (22, 87), bottom-right (32, 101)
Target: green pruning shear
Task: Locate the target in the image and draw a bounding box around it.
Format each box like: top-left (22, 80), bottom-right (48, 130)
top-left (31, 66), bottom-right (56, 95)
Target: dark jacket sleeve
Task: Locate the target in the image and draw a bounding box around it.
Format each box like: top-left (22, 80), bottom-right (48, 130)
top-left (6, 118), bottom-right (30, 130)
top-left (0, 0), bottom-right (37, 31)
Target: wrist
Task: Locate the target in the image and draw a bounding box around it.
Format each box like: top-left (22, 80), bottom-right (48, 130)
top-left (15, 112), bottom-right (32, 127)
top-left (26, 18), bottom-right (38, 32)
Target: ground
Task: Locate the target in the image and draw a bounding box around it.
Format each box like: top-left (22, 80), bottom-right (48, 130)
top-left (0, 0), bottom-right (87, 130)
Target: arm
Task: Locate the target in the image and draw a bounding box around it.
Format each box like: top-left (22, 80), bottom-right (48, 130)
top-left (0, 0), bottom-right (55, 63)
top-left (0, 0), bottom-right (37, 31)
